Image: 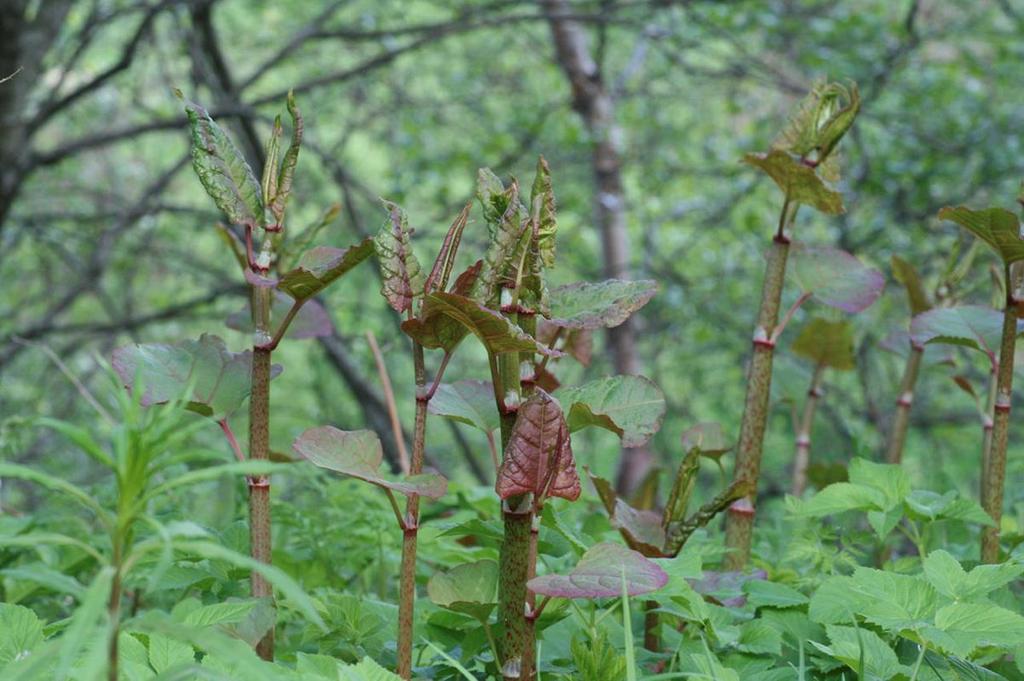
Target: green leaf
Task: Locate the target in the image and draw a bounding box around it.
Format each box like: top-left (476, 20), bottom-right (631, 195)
top-left (546, 280), bottom-right (657, 330)
top-left (338, 657), bottom-right (403, 680)
top-left (737, 619), bottom-right (782, 656)
top-left (791, 318), bottom-right (856, 370)
top-left (847, 568), bottom-right (938, 633)
top-left (56, 566), bottom-right (115, 679)
top-left (904, 490), bottom-right (994, 527)
top-left (788, 482), bottom-right (886, 518)
top-left (427, 560), bottom-right (499, 622)
top-left (277, 238), bottom-right (375, 301)
top-left (743, 148), bottom-right (844, 214)
top-left (815, 624), bottom-right (905, 680)
top-left (530, 156), bottom-right (557, 268)
top-left (112, 333), bottom-right (281, 420)
top-left (910, 305), bottom-right (1006, 356)
top-left (0, 462), bottom-right (108, 522)
top-left (789, 244), bottom-right (885, 313)
top-left (556, 375), bottom-right (666, 447)
top-left (268, 90), bottom-right (302, 223)
top-left (147, 633), bottom-right (194, 673)
top-left (924, 550), bottom-right (1024, 602)
top-left (742, 580), bottom-right (808, 609)
top-left (527, 542), bottom-right (668, 599)
top-left (293, 426), bottom-right (447, 499)
top-left (931, 602), bottom-right (1024, 657)
top-left (891, 255), bottom-right (931, 314)
top-left (374, 201), bottom-right (425, 314)
top-left (427, 380), bottom-right (500, 433)
top-left (33, 417), bottom-right (112, 468)
top-left (848, 458), bottom-right (911, 509)
top-left (0, 604), bottom-right (44, 666)
top-left (1, 564), bottom-right (85, 600)
top-left (183, 600), bottom-right (260, 628)
top-left (939, 206), bottom-right (1024, 265)
top-left (180, 95), bottom-right (263, 227)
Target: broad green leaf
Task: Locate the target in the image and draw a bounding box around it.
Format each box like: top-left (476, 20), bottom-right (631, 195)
top-left (183, 600), bottom-right (260, 628)
top-left (815, 624), bottom-right (905, 680)
top-left (427, 380), bottom-right (500, 433)
top-left (743, 149), bottom-right (844, 214)
top-left (788, 482), bottom-right (886, 518)
top-left (495, 390), bottom-right (579, 502)
top-left (293, 426), bottom-right (447, 499)
top-left (277, 238), bottom-right (374, 301)
top-left (791, 318), bottom-right (856, 370)
top-left (910, 305), bottom-right (1005, 355)
top-left (742, 580), bottom-right (808, 609)
top-left (339, 657), bottom-right (403, 681)
top-left (427, 560), bottom-right (499, 622)
top-left (374, 201), bottom-right (424, 314)
top-left (939, 206), bottom-right (1024, 265)
top-left (147, 633), bottom-right (194, 673)
top-left (891, 255), bottom-right (931, 314)
top-left (679, 421), bottom-right (733, 460)
top-left (932, 602), bottom-right (1024, 657)
top-left (527, 542), bottom-right (668, 599)
top-left (546, 279), bottom-right (657, 330)
top-left (112, 334), bottom-right (282, 419)
top-left (789, 244), bottom-right (885, 313)
top-left (848, 458), bottom-right (910, 509)
top-left (556, 375), bottom-right (666, 447)
top-left (923, 550), bottom-right (1024, 602)
top-left (904, 490), bottom-right (994, 526)
top-left (845, 568), bottom-right (938, 633)
top-left (0, 604), bottom-right (44, 666)
top-left (809, 575), bottom-right (858, 624)
top-left (737, 620), bottom-right (782, 656)
top-left (180, 95), bottom-right (263, 227)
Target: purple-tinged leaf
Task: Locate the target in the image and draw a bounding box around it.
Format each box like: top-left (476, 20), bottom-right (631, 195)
top-left (292, 426), bottom-right (446, 499)
top-left (555, 376), bottom-right (665, 447)
top-left (528, 542), bottom-right (668, 599)
top-left (227, 293), bottom-right (333, 340)
top-left (546, 280), bottom-right (657, 330)
top-left (891, 256), bottom-right (931, 315)
top-left (278, 238), bottom-right (374, 301)
top-left (791, 318), bottom-right (856, 370)
top-left (743, 149), bottom-right (844, 214)
top-left (374, 201), bottom-right (424, 314)
top-left (112, 334), bottom-right (280, 419)
top-left (588, 472), bottom-right (666, 557)
top-left (475, 173), bottom-right (528, 306)
top-left (879, 329), bottom-right (955, 366)
top-left (939, 206), bottom-right (1024, 264)
top-left (428, 380), bottom-right (500, 434)
top-left (692, 570), bottom-right (768, 608)
top-left (789, 244), bottom-right (885, 313)
top-left (245, 269), bottom-right (277, 289)
top-left (537, 321), bottom-right (593, 366)
top-left (424, 202), bottom-right (472, 295)
top-left (910, 305), bottom-right (1005, 356)
top-left (268, 91), bottom-right (302, 224)
top-left (680, 422), bottom-right (733, 460)
top-left (496, 390), bottom-right (579, 503)
top-left (427, 559), bottom-right (499, 622)
top-left (449, 259), bottom-right (483, 297)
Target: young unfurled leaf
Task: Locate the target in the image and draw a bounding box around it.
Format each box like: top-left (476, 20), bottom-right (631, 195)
top-left (774, 80), bottom-right (860, 164)
top-left (268, 91), bottom-right (302, 223)
top-left (427, 559), bottom-right (499, 622)
top-left (226, 293), bottom-right (332, 340)
top-left (743, 149), bottom-right (844, 215)
top-left (555, 375), bottom-right (665, 447)
top-left (476, 175), bottom-right (529, 306)
top-left (113, 334), bottom-right (281, 419)
top-left (663, 448), bottom-right (701, 529)
top-left (427, 380), bottom-right (500, 434)
top-left (527, 543), bottom-right (668, 599)
top-left (891, 255), bottom-right (931, 315)
top-left (791, 318), bottom-right (856, 370)
top-left (909, 305), bottom-right (1005, 355)
top-left (179, 94), bottom-right (264, 228)
top-left (423, 202), bottom-right (472, 295)
top-left (495, 390), bottom-right (579, 503)
top-left (530, 156), bottom-right (557, 268)
top-left (293, 426), bottom-right (446, 499)
top-left (789, 244), bottom-right (885, 313)
top-left (374, 201), bottom-right (424, 314)
top-left (546, 280), bottom-right (657, 330)
top-left (277, 238), bottom-right (374, 301)
top-left (939, 206), bottom-right (1024, 265)
top-left (403, 292), bottom-right (560, 356)
top-left (537, 320), bottom-right (593, 366)
top-left (680, 422), bottom-right (733, 461)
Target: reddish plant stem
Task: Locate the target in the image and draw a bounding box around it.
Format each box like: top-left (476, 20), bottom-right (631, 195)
top-left (366, 330), bottom-right (410, 475)
top-left (219, 419), bottom-right (246, 463)
top-left (791, 364), bottom-right (824, 497)
top-left (884, 343), bottom-right (923, 464)
top-left (249, 346), bottom-right (274, 660)
top-left (980, 362), bottom-right (997, 502)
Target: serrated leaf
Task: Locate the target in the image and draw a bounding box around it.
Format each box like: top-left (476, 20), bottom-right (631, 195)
top-left (495, 390), bottom-right (579, 502)
top-left (528, 542), bottom-right (667, 599)
top-left (904, 490), bottom-right (994, 526)
top-left (932, 602), bottom-right (1024, 657)
top-left (791, 318), bottom-right (856, 370)
top-left (339, 657), bottom-right (403, 680)
top-left (891, 255), bottom-right (931, 314)
top-left (427, 380), bottom-right (500, 434)
top-left (112, 334), bottom-right (281, 419)
top-left (737, 619), bottom-right (783, 656)
top-left (939, 206), bottom-right (1024, 265)
top-left (923, 550), bottom-right (1023, 601)
top-left (818, 624), bottom-right (905, 680)
top-left (788, 482), bottom-right (886, 518)
top-left (556, 375), bottom-right (665, 447)
top-left (374, 201), bottom-right (424, 314)
top-left (183, 600), bottom-right (259, 628)
top-left (789, 244), bottom-right (885, 313)
top-left (743, 580), bottom-right (808, 609)
top-left (277, 238), bottom-right (374, 301)
top-left (546, 279), bottom-right (657, 330)
top-left (293, 426), bottom-right (447, 499)
top-left (181, 96), bottom-right (264, 227)
top-left (148, 633), bottom-right (194, 673)
top-left (910, 305), bottom-right (1005, 355)
top-left (0, 604), bottom-right (44, 665)
top-left (427, 560), bottom-right (499, 622)
top-left (226, 293), bottom-right (333, 340)
top-left (743, 149), bottom-right (844, 214)
top-left (848, 458), bottom-right (910, 508)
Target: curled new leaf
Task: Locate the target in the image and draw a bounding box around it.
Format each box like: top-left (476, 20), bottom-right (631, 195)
top-left (179, 94), bottom-right (264, 228)
top-left (743, 149), bottom-right (844, 215)
top-left (427, 380), bottom-right (500, 434)
top-left (527, 542), bottom-right (668, 599)
top-left (496, 390), bottom-right (580, 503)
top-left (113, 334), bottom-right (281, 419)
top-left (555, 375), bottom-right (666, 447)
top-left (427, 559), bottom-right (499, 622)
top-left (939, 206), bottom-right (1024, 265)
top-left (269, 91), bottom-right (303, 223)
top-left (530, 156), bottom-right (557, 268)
top-left (791, 318), bottom-right (856, 371)
top-left (293, 426), bottom-right (447, 499)
top-left (374, 201), bottom-right (424, 314)
top-left (546, 280), bottom-right (657, 330)
top-left (910, 305), bottom-right (1006, 356)
top-left (775, 80), bottom-right (860, 164)
top-left (424, 202), bottom-right (472, 295)
top-left (789, 244), bottom-right (885, 313)
top-left (277, 238), bottom-right (374, 301)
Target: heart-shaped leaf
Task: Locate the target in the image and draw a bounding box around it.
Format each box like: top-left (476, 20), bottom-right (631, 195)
top-left (680, 422), bottom-right (733, 460)
top-left (374, 201), bottom-right (425, 314)
top-left (555, 375), bottom-right (665, 447)
top-left (293, 426), bottom-right (446, 499)
top-left (527, 542), bottom-right (668, 599)
top-left (226, 293), bottom-right (333, 340)
top-left (891, 255), bottom-right (931, 314)
top-left (546, 280), bottom-right (657, 330)
top-left (179, 94), bottom-right (263, 228)
top-left (789, 244), bottom-right (885, 313)
top-left (113, 334), bottom-right (281, 419)
top-left (278, 239), bottom-right (375, 301)
top-left (496, 390), bottom-right (579, 503)
top-left (427, 380), bottom-right (500, 434)
top-left (939, 206), bottom-right (1024, 265)
top-left (909, 306), bottom-right (1005, 356)
top-left (427, 560), bottom-right (499, 622)
top-left (743, 149), bottom-right (844, 215)
top-left (791, 318), bottom-right (856, 370)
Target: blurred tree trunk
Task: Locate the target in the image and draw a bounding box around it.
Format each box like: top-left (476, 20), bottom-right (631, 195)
top-left (543, 0), bottom-right (652, 494)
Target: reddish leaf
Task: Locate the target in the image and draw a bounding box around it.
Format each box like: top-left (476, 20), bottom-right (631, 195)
top-left (277, 239), bottom-right (374, 301)
top-left (587, 471), bottom-right (665, 557)
top-left (424, 202), bottom-right (472, 295)
top-left (374, 201), bottom-right (424, 314)
top-left (528, 542), bottom-right (668, 599)
top-left (495, 391), bottom-right (580, 503)
top-left (789, 244), bottom-right (885, 313)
